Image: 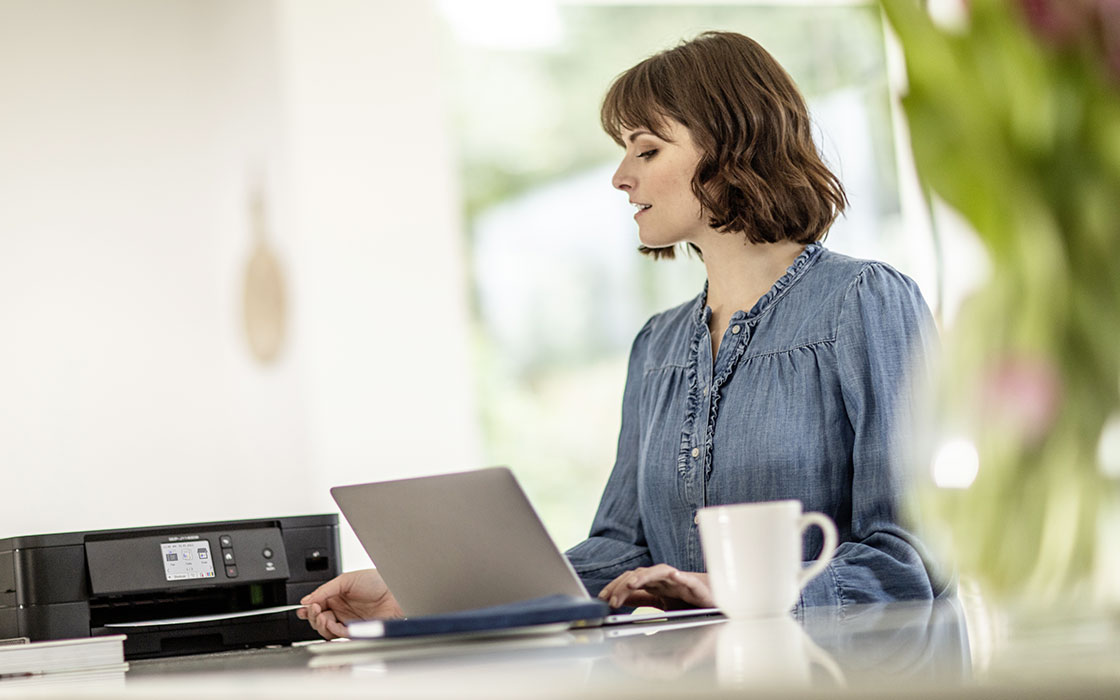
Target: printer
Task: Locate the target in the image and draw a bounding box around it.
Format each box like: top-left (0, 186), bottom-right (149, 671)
top-left (0, 514), bottom-right (339, 659)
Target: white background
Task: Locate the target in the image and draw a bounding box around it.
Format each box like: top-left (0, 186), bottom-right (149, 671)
top-left (0, 0), bottom-right (480, 570)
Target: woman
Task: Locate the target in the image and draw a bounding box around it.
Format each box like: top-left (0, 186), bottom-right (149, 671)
top-left (299, 31), bottom-right (948, 639)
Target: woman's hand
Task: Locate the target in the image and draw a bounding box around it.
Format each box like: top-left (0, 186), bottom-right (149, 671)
top-left (598, 564), bottom-right (715, 610)
top-left (296, 568), bottom-right (404, 640)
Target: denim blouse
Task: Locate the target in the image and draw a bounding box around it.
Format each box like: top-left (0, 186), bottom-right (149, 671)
top-left (564, 244), bottom-right (950, 610)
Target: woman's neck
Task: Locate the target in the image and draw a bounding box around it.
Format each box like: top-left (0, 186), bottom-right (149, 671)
top-left (700, 235), bottom-right (807, 322)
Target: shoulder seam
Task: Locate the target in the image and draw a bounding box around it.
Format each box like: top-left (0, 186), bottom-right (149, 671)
top-left (741, 338), bottom-right (836, 363)
top-left (642, 364), bottom-right (688, 375)
top-left (834, 261), bottom-right (878, 331)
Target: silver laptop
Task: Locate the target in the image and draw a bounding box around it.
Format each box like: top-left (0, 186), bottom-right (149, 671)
top-left (330, 467), bottom-right (721, 625)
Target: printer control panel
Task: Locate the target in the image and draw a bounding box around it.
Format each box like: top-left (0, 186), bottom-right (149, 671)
top-left (86, 526), bottom-right (291, 596)
top-left (160, 539), bottom-right (216, 581)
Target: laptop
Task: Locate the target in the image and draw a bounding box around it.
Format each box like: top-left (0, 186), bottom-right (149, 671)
top-left (330, 467), bottom-right (722, 626)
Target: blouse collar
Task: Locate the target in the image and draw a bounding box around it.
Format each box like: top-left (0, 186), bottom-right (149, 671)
top-left (691, 242), bottom-right (823, 327)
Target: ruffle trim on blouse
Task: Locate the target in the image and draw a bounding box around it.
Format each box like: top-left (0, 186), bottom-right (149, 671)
top-left (745, 243), bottom-right (822, 320)
top-left (677, 307), bottom-right (709, 475)
top-left (676, 243), bottom-right (824, 481)
top-left (687, 243), bottom-right (821, 327)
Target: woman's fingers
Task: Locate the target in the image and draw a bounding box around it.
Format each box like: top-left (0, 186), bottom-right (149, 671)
top-left (306, 604), bottom-right (338, 639)
top-left (600, 565), bottom-right (689, 608)
top-left (312, 608), bottom-right (343, 640)
top-left (598, 566), bottom-right (714, 610)
top-left (599, 569), bottom-right (644, 607)
top-left (633, 578), bottom-right (684, 607)
top-left (617, 589), bottom-right (661, 608)
top-left (597, 577), bottom-right (618, 602)
top-left (629, 564), bottom-right (678, 589)
top-left (638, 571), bottom-right (713, 608)
top-left (671, 571), bottom-right (714, 606)
top-left (322, 612), bottom-right (350, 640)
top-left (601, 575), bottom-right (630, 607)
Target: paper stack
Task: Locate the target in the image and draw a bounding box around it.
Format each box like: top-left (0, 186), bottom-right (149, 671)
top-left (0, 635), bottom-right (127, 689)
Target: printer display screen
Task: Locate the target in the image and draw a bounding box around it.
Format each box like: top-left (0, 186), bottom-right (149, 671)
top-left (160, 540), bottom-right (216, 581)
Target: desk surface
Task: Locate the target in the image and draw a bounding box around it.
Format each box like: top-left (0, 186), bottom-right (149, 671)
top-left (4, 599), bottom-right (1119, 698)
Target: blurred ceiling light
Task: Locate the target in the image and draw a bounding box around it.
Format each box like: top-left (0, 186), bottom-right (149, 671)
top-left (1097, 414), bottom-right (1120, 479)
top-left (927, 0), bottom-right (969, 31)
top-left (437, 0), bottom-right (563, 51)
top-left (931, 437), bottom-right (980, 489)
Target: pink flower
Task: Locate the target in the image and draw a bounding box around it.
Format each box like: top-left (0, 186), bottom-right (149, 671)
top-left (1100, 0), bottom-right (1120, 79)
top-left (1018, 0), bottom-right (1093, 46)
top-left (1017, 0), bottom-right (1120, 81)
top-left (980, 356), bottom-right (1063, 443)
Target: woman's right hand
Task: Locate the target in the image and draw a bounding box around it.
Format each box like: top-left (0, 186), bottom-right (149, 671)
top-left (297, 568), bottom-right (404, 640)
top-left (598, 564), bottom-right (714, 610)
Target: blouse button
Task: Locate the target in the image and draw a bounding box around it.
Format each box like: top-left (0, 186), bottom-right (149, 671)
top-left (691, 447), bottom-right (700, 458)
top-left (731, 325), bottom-right (741, 335)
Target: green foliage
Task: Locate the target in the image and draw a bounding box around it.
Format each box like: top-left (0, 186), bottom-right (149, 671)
top-left (881, 0), bottom-right (1120, 603)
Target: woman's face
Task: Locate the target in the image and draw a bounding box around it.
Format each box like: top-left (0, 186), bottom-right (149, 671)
top-left (611, 118), bottom-right (708, 249)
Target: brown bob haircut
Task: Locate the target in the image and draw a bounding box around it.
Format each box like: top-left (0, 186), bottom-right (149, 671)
top-left (601, 31), bottom-right (847, 259)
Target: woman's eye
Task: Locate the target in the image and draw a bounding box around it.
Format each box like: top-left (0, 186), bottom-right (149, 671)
top-left (637, 149), bottom-right (658, 159)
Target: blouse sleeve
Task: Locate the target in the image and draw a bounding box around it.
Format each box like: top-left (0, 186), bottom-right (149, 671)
top-left (564, 320), bottom-right (655, 597)
top-left (799, 263), bottom-right (952, 608)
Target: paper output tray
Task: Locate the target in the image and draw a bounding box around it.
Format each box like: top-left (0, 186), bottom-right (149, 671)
top-left (103, 604), bottom-right (305, 628)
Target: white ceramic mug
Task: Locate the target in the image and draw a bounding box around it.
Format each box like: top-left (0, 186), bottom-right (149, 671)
top-left (698, 500), bottom-right (839, 619)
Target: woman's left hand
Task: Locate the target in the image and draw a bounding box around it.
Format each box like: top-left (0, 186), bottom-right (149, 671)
top-left (598, 564), bottom-right (715, 610)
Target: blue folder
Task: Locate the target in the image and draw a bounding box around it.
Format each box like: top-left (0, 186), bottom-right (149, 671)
top-left (344, 595), bottom-right (608, 639)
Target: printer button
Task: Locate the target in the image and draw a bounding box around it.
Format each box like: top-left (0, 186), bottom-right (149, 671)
top-left (225, 565), bottom-right (239, 578)
top-left (305, 548), bottom-right (329, 572)
top-left (222, 549), bottom-right (236, 565)
top-left (219, 535), bottom-right (233, 548)
top-left (262, 547), bottom-right (274, 560)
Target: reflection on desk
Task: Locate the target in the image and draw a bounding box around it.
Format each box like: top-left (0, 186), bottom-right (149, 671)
top-left (583, 600), bottom-right (968, 690)
top-left (116, 600), bottom-right (969, 696)
top-left (91, 599), bottom-right (1120, 698)
top-left (798, 599), bottom-right (972, 683)
top-left (0, 667), bottom-right (126, 692)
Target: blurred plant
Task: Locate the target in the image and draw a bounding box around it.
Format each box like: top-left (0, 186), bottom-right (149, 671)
top-left (882, 0), bottom-right (1120, 604)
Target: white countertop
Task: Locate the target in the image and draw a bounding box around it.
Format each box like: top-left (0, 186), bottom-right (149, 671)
top-left (3, 599), bottom-right (1119, 698)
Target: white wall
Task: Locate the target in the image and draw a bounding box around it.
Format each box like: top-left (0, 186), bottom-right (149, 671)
top-left (0, 0), bottom-right (479, 570)
top-left (277, 0), bottom-right (481, 567)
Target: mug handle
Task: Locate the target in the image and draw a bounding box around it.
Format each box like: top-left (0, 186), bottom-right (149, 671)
top-left (797, 512), bottom-right (838, 591)
top-left (802, 635), bottom-right (847, 687)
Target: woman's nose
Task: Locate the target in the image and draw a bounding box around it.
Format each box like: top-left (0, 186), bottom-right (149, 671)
top-left (611, 162), bottom-right (633, 191)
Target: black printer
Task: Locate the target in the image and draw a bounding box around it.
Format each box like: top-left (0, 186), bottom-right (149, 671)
top-left (0, 514), bottom-right (339, 659)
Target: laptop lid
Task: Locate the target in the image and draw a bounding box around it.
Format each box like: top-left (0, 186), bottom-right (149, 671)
top-left (330, 467), bottom-right (590, 617)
